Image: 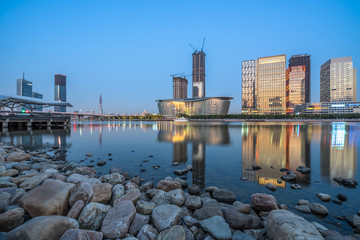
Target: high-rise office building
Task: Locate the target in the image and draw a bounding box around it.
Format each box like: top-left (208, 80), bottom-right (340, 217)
top-left (257, 55), bottom-right (286, 114)
top-left (99, 94), bottom-right (103, 114)
top-left (320, 57), bottom-right (356, 102)
top-left (242, 60), bottom-right (257, 113)
top-left (54, 74), bottom-right (67, 112)
top-left (192, 50), bottom-right (205, 98)
top-left (32, 92), bottom-right (43, 111)
top-left (286, 66), bottom-right (306, 114)
top-left (173, 77), bottom-right (188, 99)
top-left (289, 54), bottom-right (311, 103)
top-left (16, 74), bottom-right (33, 97)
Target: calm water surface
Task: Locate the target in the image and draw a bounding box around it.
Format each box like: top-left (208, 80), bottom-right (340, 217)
top-left (1, 121), bottom-right (360, 235)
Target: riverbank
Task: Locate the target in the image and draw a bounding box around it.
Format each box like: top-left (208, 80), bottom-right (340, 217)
top-left (0, 142), bottom-right (359, 240)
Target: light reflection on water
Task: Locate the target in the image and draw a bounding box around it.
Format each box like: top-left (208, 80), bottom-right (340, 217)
top-left (1, 121), bottom-right (360, 234)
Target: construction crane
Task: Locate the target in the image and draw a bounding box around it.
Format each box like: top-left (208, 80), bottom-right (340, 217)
top-left (170, 73), bottom-right (191, 78)
top-left (201, 38), bottom-right (205, 52)
top-left (189, 43), bottom-right (197, 52)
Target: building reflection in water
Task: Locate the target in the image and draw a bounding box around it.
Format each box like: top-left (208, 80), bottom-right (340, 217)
top-left (157, 123), bottom-right (230, 188)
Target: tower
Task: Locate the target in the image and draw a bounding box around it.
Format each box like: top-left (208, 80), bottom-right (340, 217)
top-left (242, 60), bottom-right (257, 113)
top-left (192, 39), bottom-right (206, 98)
top-left (54, 74), bottom-right (67, 112)
top-left (289, 54), bottom-right (311, 103)
top-left (173, 77), bottom-right (188, 99)
top-left (99, 94), bottom-right (103, 114)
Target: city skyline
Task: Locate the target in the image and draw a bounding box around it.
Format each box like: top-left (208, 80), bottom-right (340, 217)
top-left (1, 1), bottom-right (359, 114)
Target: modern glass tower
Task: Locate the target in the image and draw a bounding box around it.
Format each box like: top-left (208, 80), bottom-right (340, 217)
top-left (54, 74), bottom-right (67, 112)
top-left (320, 57), bottom-right (357, 102)
top-left (173, 77), bottom-right (188, 99)
top-left (192, 50), bottom-right (205, 98)
top-left (16, 74), bottom-right (33, 97)
top-left (286, 66), bottom-right (306, 114)
top-left (32, 92), bottom-right (43, 111)
top-left (99, 94), bottom-right (103, 114)
top-left (257, 55), bottom-right (286, 114)
top-left (289, 54), bottom-right (311, 103)
top-left (241, 60), bottom-right (257, 113)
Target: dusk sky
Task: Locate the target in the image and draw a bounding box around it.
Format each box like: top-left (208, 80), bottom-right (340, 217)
top-left (1, 0), bottom-right (359, 114)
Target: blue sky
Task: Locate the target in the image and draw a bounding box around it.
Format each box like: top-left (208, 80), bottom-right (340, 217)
top-left (0, 0), bottom-right (359, 114)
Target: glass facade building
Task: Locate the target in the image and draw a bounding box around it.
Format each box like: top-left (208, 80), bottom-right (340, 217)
top-left (257, 55), bottom-right (286, 114)
top-left (289, 54), bottom-right (311, 103)
top-left (32, 92), bottom-right (43, 111)
top-left (286, 65), bottom-right (306, 114)
top-left (173, 77), bottom-right (188, 99)
top-left (192, 50), bottom-right (205, 98)
top-left (294, 101), bottom-right (360, 114)
top-left (320, 57), bottom-right (356, 102)
top-left (16, 76), bottom-right (33, 111)
top-left (241, 60), bottom-right (257, 113)
top-left (54, 74), bottom-right (67, 112)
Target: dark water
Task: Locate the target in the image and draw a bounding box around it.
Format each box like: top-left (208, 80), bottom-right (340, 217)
top-left (1, 121), bottom-right (360, 235)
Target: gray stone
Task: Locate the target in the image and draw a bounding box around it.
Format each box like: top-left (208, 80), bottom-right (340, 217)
top-left (199, 216), bottom-right (232, 240)
top-left (0, 192), bottom-right (11, 213)
top-left (281, 172), bottom-right (297, 182)
top-left (266, 183), bottom-right (277, 191)
top-left (290, 184), bottom-right (302, 189)
top-left (223, 207), bottom-right (262, 230)
top-left (234, 202), bottom-right (251, 214)
top-left (309, 203), bottom-right (329, 216)
top-left (232, 231), bottom-right (255, 240)
top-left (296, 166), bottom-right (311, 174)
top-left (168, 189), bottom-right (185, 206)
top-left (0, 207), bottom-right (24, 231)
top-left (69, 182), bottom-right (93, 207)
top-left (251, 193), bottom-right (278, 211)
top-left (78, 202), bottom-right (111, 230)
top-left (12, 164), bottom-right (31, 172)
top-left (73, 166), bottom-right (96, 178)
top-left (188, 184), bottom-right (201, 195)
top-left (266, 209), bottom-right (323, 240)
top-left (101, 200), bottom-right (136, 239)
top-left (311, 222), bottom-right (328, 233)
top-left (9, 188), bottom-right (26, 205)
top-left (6, 215), bottom-right (79, 240)
top-left (156, 180), bottom-right (182, 192)
top-left (157, 225), bottom-right (186, 240)
top-left (243, 229), bottom-right (266, 240)
top-left (100, 173), bottom-right (125, 185)
top-left (90, 183), bottom-right (112, 204)
top-left (136, 200), bottom-right (156, 215)
top-left (114, 188), bottom-right (141, 205)
top-left (59, 229), bottom-right (103, 240)
top-left (85, 152), bottom-right (93, 157)
top-left (129, 213), bottom-right (150, 235)
top-left (193, 202), bottom-right (224, 220)
top-left (0, 180), bottom-right (17, 188)
top-left (205, 186), bottom-right (219, 193)
top-left (295, 204), bottom-right (311, 214)
top-left (0, 169), bottom-right (19, 177)
top-left (6, 152), bottom-right (31, 162)
top-left (110, 183), bottom-right (125, 204)
top-left (125, 181), bottom-right (139, 191)
top-left (151, 204), bottom-right (183, 232)
top-left (67, 173), bottom-right (89, 184)
top-left (316, 193), bottom-right (331, 202)
top-left (67, 200), bottom-right (85, 219)
top-left (212, 189), bottom-right (236, 204)
top-left (345, 215), bottom-right (360, 229)
top-left (185, 196), bottom-right (202, 210)
top-left (139, 181), bottom-right (154, 193)
top-left (174, 177), bottom-right (188, 189)
top-left (146, 189), bottom-right (160, 199)
top-left (19, 172), bottom-right (51, 190)
top-left (183, 215), bottom-right (200, 228)
top-left (297, 199), bottom-right (309, 205)
top-left (151, 190), bottom-right (171, 206)
top-left (137, 224), bottom-right (158, 240)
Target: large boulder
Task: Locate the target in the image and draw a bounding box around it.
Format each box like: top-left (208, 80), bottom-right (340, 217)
top-left (266, 210), bottom-right (323, 240)
top-left (0, 207), bottom-right (25, 231)
top-left (156, 180), bottom-right (182, 192)
top-left (151, 190), bottom-right (171, 206)
top-left (19, 172), bottom-right (51, 191)
top-left (100, 200), bottom-right (136, 239)
top-left (151, 204), bottom-right (183, 232)
top-left (185, 196), bottom-right (202, 210)
top-left (69, 182), bottom-right (93, 207)
top-left (223, 207), bottom-right (262, 230)
top-left (199, 216), bottom-right (232, 240)
top-left (168, 189), bottom-right (185, 207)
top-left (6, 152), bottom-right (31, 162)
top-left (212, 189), bottom-right (236, 204)
top-left (60, 229), bottom-right (103, 240)
top-left (6, 215), bottom-right (79, 240)
top-left (193, 202), bottom-right (223, 220)
top-left (22, 179), bottom-right (74, 217)
top-left (128, 213), bottom-right (150, 235)
top-left (90, 183), bottom-right (112, 204)
top-left (114, 188), bottom-right (141, 205)
top-left (251, 193), bottom-right (278, 211)
top-left (78, 202), bottom-right (111, 230)
top-left (67, 200), bottom-right (85, 219)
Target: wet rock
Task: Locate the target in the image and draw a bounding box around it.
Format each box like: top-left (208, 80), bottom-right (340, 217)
top-left (146, 189), bottom-right (160, 199)
top-left (297, 199), bottom-right (309, 205)
top-left (137, 224), bottom-right (158, 240)
top-left (232, 230), bottom-right (255, 240)
top-left (331, 199), bottom-right (342, 205)
top-left (281, 172), bottom-right (297, 182)
top-left (136, 200), bottom-right (156, 215)
top-left (309, 203), bottom-right (329, 216)
top-left (337, 193), bottom-right (347, 201)
top-left (0, 207), bottom-right (24, 231)
top-left (312, 221), bottom-right (328, 233)
top-left (321, 229), bottom-right (344, 240)
top-left (151, 204), bottom-right (183, 232)
top-left (129, 213), bottom-right (150, 235)
top-left (101, 200), bottom-right (136, 239)
top-left (6, 152), bottom-right (31, 162)
top-left (185, 196), bottom-right (202, 210)
top-left (97, 161), bottom-right (106, 166)
top-left (125, 181), bottom-right (139, 191)
top-left (296, 166), bottom-right (311, 174)
top-left (251, 193), bottom-right (278, 211)
top-left (73, 166), bottom-right (96, 178)
top-left (69, 182), bottom-right (93, 207)
top-left (333, 177), bottom-right (358, 188)
top-left (90, 183), bottom-right (112, 204)
top-left (78, 202), bottom-right (111, 230)
top-left (168, 188), bottom-right (185, 206)
top-left (110, 184), bottom-right (125, 204)
top-left (100, 173), bottom-right (125, 185)
top-left (156, 180), bottom-right (182, 192)
top-left (234, 202), bottom-right (251, 214)
top-left (199, 216), bottom-right (232, 240)
top-left (67, 200), bottom-right (85, 219)
top-left (183, 215), bottom-right (200, 228)
top-left (316, 193), bottom-right (331, 202)
top-left (188, 184), bottom-right (201, 195)
top-left (9, 188), bottom-right (26, 205)
top-left (114, 188), bottom-right (141, 205)
top-left (345, 215), bottom-right (360, 229)
top-left (23, 179), bottom-right (74, 217)
top-left (266, 209), bottom-right (323, 240)
top-left (212, 189), bottom-right (235, 204)
top-left (151, 190), bottom-right (171, 206)
top-left (59, 229), bottom-right (103, 240)
top-left (277, 179), bottom-right (283, 184)
top-left (158, 225), bottom-right (186, 240)
top-left (295, 204), bottom-right (311, 214)
top-left (0, 169), bottom-right (19, 177)
top-left (290, 184), bottom-right (302, 189)
top-left (266, 183), bottom-right (277, 191)
top-left (205, 186), bottom-right (219, 193)
top-left (223, 207), bottom-right (262, 230)
top-left (174, 169), bottom-right (188, 176)
top-left (139, 181), bottom-right (154, 193)
top-left (6, 215), bottom-right (79, 240)
top-left (19, 172), bottom-right (51, 190)
top-left (193, 202), bottom-right (224, 220)
top-left (85, 152), bottom-right (93, 157)
top-left (280, 168), bottom-right (290, 172)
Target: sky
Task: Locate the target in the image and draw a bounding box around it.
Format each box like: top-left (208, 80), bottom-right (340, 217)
top-left (0, 0), bottom-right (360, 114)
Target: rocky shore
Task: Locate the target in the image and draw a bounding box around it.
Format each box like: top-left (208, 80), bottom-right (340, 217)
top-left (0, 142), bottom-right (359, 240)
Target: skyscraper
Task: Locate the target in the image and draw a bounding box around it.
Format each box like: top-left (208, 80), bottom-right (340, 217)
top-left (173, 77), bottom-right (188, 99)
top-left (192, 50), bottom-right (205, 98)
top-left (16, 74), bottom-right (33, 97)
top-left (99, 94), bottom-right (103, 114)
top-left (289, 54), bottom-right (311, 103)
top-left (32, 92), bottom-right (43, 111)
top-left (241, 60), bottom-right (257, 113)
top-left (257, 55), bottom-right (286, 114)
top-left (286, 66), bottom-right (306, 114)
top-left (54, 74), bottom-right (67, 112)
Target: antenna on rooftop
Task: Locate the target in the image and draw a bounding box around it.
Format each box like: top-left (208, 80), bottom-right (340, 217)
top-left (22, 72), bottom-right (25, 80)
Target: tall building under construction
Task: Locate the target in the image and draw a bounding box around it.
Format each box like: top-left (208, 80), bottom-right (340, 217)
top-left (192, 49), bottom-right (206, 98)
top-left (173, 77), bottom-right (188, 99)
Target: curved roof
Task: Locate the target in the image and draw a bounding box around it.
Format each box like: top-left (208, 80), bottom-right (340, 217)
top-left (156, 97), bottom-right (233, 103)
top-left (0, 95), bottom-right (73, 109)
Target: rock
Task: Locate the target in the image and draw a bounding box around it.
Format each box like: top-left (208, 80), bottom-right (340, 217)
top-left (294, 204), bottom-right (311, 214)
top-left (125, 181), bottom-right (139, 191)
top-left (223, 207), bottom-right (262, 230)
top-left (252, 164), bottom-right (262, 170)
top-left (205, 186), bottom-right (219, 193)
top-left (0, 193), bottom-right (11, 213)
top-left (345, 215), bottom-right (360, 229)
top-left (73, 167), bottom-right (96, 178)
top-left (137, 224), bottom-right (158, 240)
top-left (188, 184), bottom-right (201, 195)
top-left (337, 194), bottom-right (347, 201)
top-left (90, 183), bottom-right (112, 204)
top-left (280, 168), bottom-right (290, 172)
top-left (232, 230), bottom-right (255, 240)
top-left (129, 213), bottom-right (150, 235)
top-left (321, 230), bottom-right (344, 239)
top-left (59, 229), bottom-right (103, 240)
top-left (114, 188), bottom-right (141, 206)
top-left (0, 207), bottom-right (24, 231)
top-left (9, 188), bottom-right (26, 205)
top-left (168, 189), bottom-right (185, 207)
top-left (193, 202), bottom-right (224, 220)
top-left (212, 189), bottom-right (235, 204)
top-left (0, 180), bottom-right (17, 188)
top-left (0, 169), bottom-right (19, 177)
top-left (266, 183), bottom-right (277, 191)
top-left (200, 216), bottom-right (232, 240)
top-left (290, 184), bottom-right (302, 189)
top-left (5, 152), bottom-right (31, 162)
top-left (266, 210), bottom-right (323, 240)
top-left (20, 172), bottom-right (51, 190)
top-left (157, 225), bottom-right (186, 240)
top-left (78, 202), bottom-right (111, 230)
top-left (97, 161), bottom-right (106, 166)
top-left (185, 196), bottom-right (202, 210)
top-left (183, 215), bottom-right (200, 228)
top-left (234, 202), bottom-right (251, 214)
top-left (281, 204), bottom-right (289, 210)
top-left (296, 166), bottom-right (311, 174)
top-left (146, 189), bottom-right (160, 199)
top-left (174, 169), bottom-right (188, 176)
top-left (156, 180), bottom-right (182, 192)
top-left (69, 182), bottom-right (93, 207)
top-left (140, 181), bottom-right (154, 193)
top-left (151, 204), bottom-right (183, 232)
top-left (23, 179), bottom-right (74, 217)
top-left (85, 152), bottom-right (93, 157)
top-left (281, 172), bottom-right (297, 182)
top-left (6, 215), bottom-right (79, 240)
top-left (174, 178), bottom-right (188, 189)
top-left (309, 203), bottom-right (329, 216)
top-left (251, 193), bottom-right (278, 211)
top-left (316, 193), bottom-right (331, 202)
top-left (101, 200), bottom-right (136, 239)
top-left (151, 190), bottom-right (171, 206)
top-left (100, 173), bottom-right (125, 185)
top-left (136, 200), bottom-right (156, 215)
top-left (297, 199), bottom-right (309, 205)
top-left (331, 199), bottom-right (342, 205)
top-left (67, 200), bottom-right (85, 219)
top-left (312, 221), bottom-right (328, 233)
top-left (333, 177), bottom-right (358, 188)
top-left (110, 184), bottom-right (125, 204)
